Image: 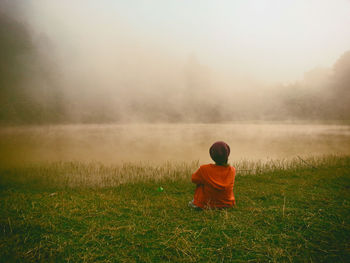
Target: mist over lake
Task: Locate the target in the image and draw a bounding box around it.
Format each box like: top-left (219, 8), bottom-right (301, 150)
top-left (1, 123), bottom-right (349, 166)
top-left (1, 1), bottom-right (350, 125)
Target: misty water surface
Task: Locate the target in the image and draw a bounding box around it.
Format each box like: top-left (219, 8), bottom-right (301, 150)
top-left (0, 123), bottom-right (350, 166)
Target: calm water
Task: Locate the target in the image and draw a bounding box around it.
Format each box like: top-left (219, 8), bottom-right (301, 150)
top-left (0, 123), bottom-right (350, 165)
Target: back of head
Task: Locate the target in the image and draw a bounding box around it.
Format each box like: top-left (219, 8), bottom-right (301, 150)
top-left (209, 141), bottom-right (230, 166)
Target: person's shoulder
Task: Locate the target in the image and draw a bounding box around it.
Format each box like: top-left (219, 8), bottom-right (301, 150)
top-left (199, 164), bottom-right (212, 170)
top-left (227, 164), bottom-right (235, 171)
top-left (219, 164), bottom-right (235, 174)
top-left (201, 163), bottom-right (232, 170)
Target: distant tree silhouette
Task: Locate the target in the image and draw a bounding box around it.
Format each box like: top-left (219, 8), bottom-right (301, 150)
top-left (331, 50), bottom-right (350, 119)
top-left (0, 11), bottom-right (64, 124)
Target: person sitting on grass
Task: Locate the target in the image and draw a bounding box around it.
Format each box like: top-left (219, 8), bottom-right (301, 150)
top-left (188, 141), bottom-right (236, 210)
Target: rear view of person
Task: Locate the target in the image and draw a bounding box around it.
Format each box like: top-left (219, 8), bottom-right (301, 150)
top-left (189, 141), bottom-right (236, 209)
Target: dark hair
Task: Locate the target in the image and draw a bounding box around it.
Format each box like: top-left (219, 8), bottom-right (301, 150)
top-left (209, 141), bottom-right (230, 166)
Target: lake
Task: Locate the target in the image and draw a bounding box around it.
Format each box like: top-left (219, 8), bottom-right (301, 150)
top-left (0, 123), bottom-right (350, 166)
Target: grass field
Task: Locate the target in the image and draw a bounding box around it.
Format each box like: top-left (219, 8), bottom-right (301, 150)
top-left (0, 156), bottom-right (349, 262)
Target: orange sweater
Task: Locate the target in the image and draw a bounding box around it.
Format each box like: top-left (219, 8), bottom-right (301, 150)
top-left (192, 164), bottom-right (235, 209)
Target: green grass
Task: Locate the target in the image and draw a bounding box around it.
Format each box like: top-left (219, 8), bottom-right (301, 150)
top-left (1, 156), bottom-right (350, 262)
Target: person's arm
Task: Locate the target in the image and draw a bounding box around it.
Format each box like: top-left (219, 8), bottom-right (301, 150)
top-left (232, 167), bottom-right (236, 206)
top-left (192, 167), bottom-right (205, 185)
top-left (232, 167), bottom-right (236, 186)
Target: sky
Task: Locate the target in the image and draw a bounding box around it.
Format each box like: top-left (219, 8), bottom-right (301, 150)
top-left (26, 0), bottom-right (350, 85)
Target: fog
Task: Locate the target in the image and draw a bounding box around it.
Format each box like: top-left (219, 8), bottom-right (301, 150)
top-left (1, 0), bottom-right (350, 124)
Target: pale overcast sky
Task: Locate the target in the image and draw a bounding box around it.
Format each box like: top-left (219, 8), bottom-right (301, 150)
top-left (27, 0), bottom-right (350, 84)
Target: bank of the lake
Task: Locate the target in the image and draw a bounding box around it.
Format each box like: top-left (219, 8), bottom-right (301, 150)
top-left (0, 156), bottom-right (349, 262)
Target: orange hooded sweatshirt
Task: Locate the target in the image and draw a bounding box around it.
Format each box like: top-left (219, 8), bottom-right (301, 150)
top-left (192, 164), bottom-right (235, 209)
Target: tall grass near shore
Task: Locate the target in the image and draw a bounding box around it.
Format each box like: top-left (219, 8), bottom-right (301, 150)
top-left (1, 155), bottom-right (350, 262)
top-left (1, 155), bottom-right (347, 188)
